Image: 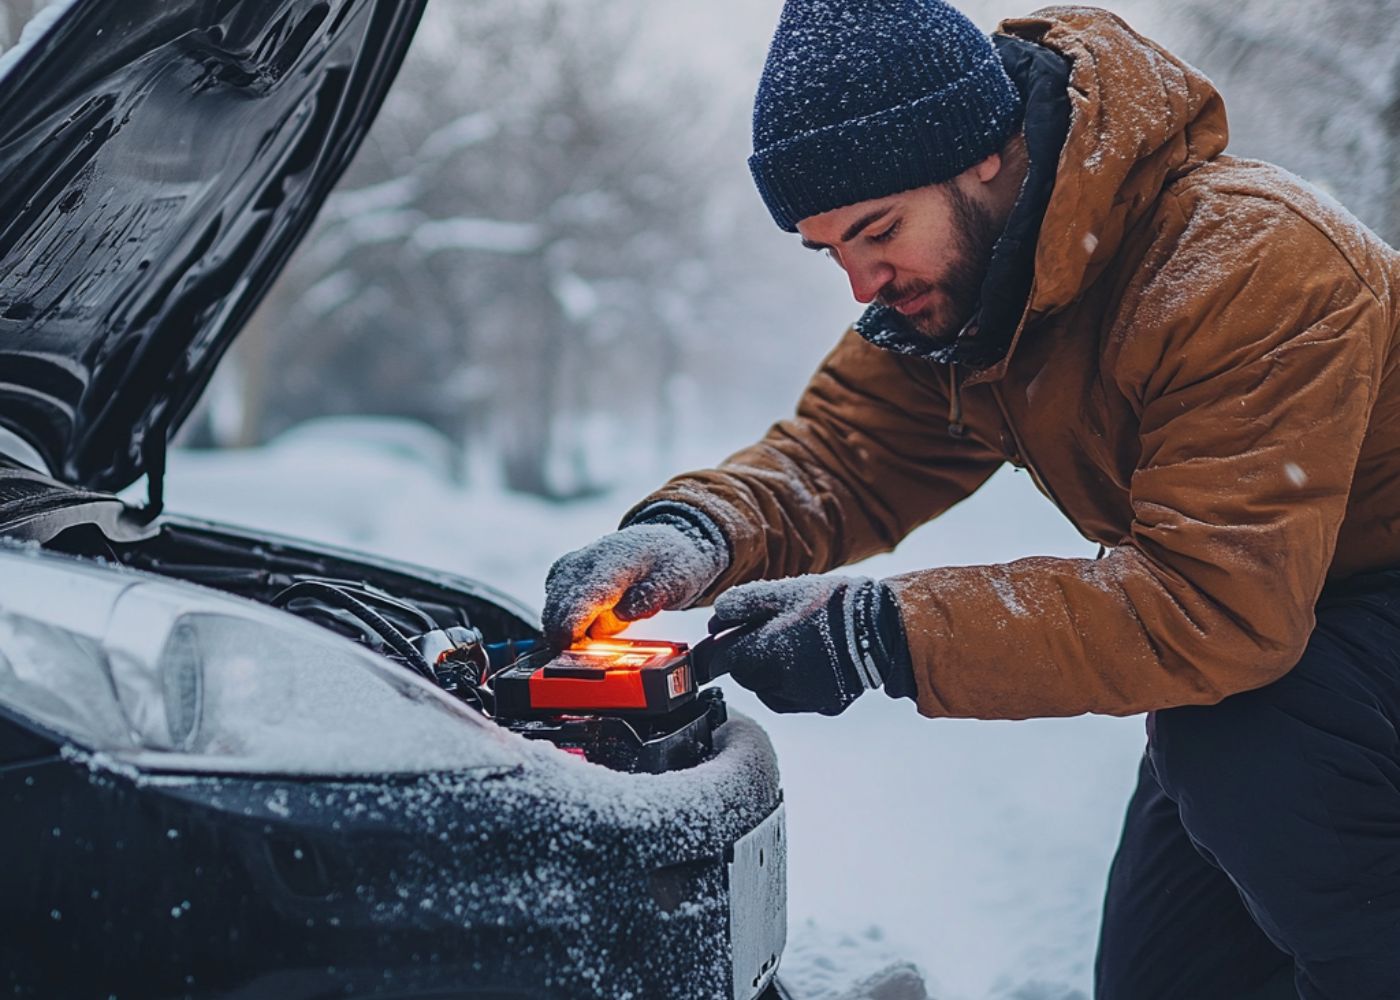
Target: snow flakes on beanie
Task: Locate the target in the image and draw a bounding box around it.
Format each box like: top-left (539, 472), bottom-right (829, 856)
top-left (749, 0), bottom-right (1024, 232)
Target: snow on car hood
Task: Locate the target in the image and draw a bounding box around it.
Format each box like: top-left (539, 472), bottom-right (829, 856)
top-left (0, 538), bottom-right (782, 843)
top-left (0, 0), bottom-right (425, 494)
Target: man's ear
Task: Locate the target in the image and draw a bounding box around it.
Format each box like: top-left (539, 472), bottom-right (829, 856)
top-left (971, 152), bottom-right (1003, 184)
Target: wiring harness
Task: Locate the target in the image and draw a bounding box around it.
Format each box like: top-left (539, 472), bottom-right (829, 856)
top-left (269, 577), bottom-right (533, 716)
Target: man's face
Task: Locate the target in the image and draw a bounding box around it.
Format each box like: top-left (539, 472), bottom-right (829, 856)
top-left (796, 177), bottom-right (1003, 343)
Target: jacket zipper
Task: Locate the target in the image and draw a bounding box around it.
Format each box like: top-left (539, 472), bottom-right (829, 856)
top-left (985, 375), bottom-right (1076, 525)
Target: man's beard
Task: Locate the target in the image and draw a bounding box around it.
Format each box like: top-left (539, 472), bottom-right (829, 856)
top-left (879, 185), bottom-right (1001, 344)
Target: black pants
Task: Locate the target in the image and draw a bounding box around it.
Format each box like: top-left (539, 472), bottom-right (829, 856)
top-left (1094, 575), bottom-right (1400, 999)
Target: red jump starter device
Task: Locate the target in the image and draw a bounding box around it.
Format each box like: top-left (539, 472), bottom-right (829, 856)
top-left (492, 631), bottom-right (740, 718)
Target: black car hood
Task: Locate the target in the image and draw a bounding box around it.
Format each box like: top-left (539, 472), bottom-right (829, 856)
top-left (0, 0), bottom-right (425, 496)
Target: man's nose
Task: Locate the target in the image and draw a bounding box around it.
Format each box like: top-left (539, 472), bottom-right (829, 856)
top-left (844, 255), bottom-right (894, 305)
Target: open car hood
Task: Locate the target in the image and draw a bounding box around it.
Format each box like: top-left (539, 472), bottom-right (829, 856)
top-left (0, 0), bottom-right (425, 496)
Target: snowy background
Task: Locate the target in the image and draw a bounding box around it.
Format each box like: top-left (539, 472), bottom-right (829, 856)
top-left (6, 0), bottom-right (1395, 995)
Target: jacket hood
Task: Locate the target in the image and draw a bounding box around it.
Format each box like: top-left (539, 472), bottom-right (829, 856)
top-left (0, 0), bottom-right (425, 500)
top-left (968, 5), bottom-right (1230, 383)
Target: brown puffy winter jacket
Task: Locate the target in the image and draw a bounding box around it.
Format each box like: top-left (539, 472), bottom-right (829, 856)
top-left (627, 6), bottom-right (1400, 720)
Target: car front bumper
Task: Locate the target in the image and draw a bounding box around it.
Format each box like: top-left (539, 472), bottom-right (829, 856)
top-left (1, 714), bottom-right (785, 1000)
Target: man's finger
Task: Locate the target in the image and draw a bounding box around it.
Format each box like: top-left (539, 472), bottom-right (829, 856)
top-left (543, 609), bottom-right (586, 650)
top-left (615, 579), bottom-right (666, 622)
top-left (706, 611), bottom-right (736, 634)
top-left (714, 579), bottom-right (803, 616)
top-left (544, 594), bottom-right (616, 648)
top-left (711, 629), bottom-right (780, 690)
top-left (710, 584), bottom-right (793, 633)
top-left (585, 606), bottom-right (630, 640)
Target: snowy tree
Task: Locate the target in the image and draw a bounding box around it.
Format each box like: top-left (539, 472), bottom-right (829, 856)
top-left (238, 0), bottom-right (726, 499)
top-left (1168, 0), bottom-right (1400, 242)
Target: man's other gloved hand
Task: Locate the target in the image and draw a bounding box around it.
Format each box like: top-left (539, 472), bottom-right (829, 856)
top-left (542, 507), bottom-right (729, 648)
top-left (705, 575), bottom-right (916, 716)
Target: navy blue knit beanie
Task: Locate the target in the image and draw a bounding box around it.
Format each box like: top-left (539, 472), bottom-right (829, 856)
top-left (750, 0), bottom-right (1025, 232)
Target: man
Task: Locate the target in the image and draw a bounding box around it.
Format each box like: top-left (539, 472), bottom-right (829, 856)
top-left (544, 2), bottom-right (1400, 997)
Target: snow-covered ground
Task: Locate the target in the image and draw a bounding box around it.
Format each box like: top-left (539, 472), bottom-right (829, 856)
top-left (156, 424), bottom-right (1146, 1000)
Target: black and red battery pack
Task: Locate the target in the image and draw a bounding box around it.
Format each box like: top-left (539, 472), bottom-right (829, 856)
top-left (492, 638), bottom-right (697, 718)
top-left (490, 630), bottom-right (752, 772)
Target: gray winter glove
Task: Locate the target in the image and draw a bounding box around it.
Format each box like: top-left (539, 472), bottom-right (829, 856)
top-left (542, 505), bottom-right (729, 648)
top-left (705, 575), bottom-right (916, 715)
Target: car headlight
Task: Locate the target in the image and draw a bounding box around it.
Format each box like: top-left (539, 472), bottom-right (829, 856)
top-left (0, 547), bottom-right (522, 776)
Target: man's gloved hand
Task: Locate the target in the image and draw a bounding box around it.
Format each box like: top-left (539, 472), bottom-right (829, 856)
top-left (705, 575), bottom-right (917, 716)
top-left (542, 506), bottom-right (729, 648)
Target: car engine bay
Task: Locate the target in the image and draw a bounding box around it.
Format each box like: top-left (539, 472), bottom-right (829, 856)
top-left (30, 507), bottom-right (729, 776)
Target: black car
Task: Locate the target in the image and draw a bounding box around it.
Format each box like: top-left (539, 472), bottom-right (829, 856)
top-left (0, 2), bottom-right (787, 997)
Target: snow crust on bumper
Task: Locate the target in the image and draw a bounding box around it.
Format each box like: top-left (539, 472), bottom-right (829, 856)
top-left (19, 715), bottom-right (783, 998)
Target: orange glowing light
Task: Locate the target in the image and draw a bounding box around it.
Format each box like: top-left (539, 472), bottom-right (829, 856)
top-left (552, 638), bottom-right (685, 671)
top-left (575, 639), bottom-right (680, 654)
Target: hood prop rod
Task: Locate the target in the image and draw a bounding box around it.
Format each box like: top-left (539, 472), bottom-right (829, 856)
top-left (136, 421), bottom-right (169, 523)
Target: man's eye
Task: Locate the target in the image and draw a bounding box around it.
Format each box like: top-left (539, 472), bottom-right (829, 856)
top-left (869, 221), bottom-right (900, 244)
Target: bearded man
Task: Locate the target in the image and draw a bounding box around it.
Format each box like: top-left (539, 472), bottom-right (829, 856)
top-left (543, 2), bottom-right (1400, 996)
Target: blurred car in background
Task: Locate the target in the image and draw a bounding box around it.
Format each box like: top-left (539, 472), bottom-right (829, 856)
top-left (0, 1), bottom-right (786, 997)
top-left (266, 416), bottom-right (466, 483)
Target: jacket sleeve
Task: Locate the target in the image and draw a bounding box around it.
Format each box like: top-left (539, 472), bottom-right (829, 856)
top-left (888, 198), bottom-right (1385, 719)
top-left (624, 328), bottom-right (1006, 602)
